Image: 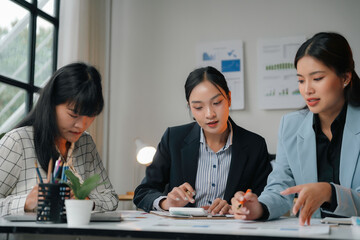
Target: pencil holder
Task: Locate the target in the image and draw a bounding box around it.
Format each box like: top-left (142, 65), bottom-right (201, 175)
top-left (36, 183), bottom-right (70, 223)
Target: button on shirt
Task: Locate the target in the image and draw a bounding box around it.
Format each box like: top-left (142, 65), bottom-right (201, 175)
top-left (194, 123), bottom-right (233, 207)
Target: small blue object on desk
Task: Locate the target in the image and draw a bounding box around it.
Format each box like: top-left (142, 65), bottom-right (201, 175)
top-left (352, 216), bottom-right (360, 226)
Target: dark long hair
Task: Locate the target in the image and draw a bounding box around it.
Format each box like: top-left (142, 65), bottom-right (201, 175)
top-left (294, 32), bottom-right (360, 106)
top-left (185, 66), bottom-right (230, 102)
top-left (16, 62), bottom-right (104, 171)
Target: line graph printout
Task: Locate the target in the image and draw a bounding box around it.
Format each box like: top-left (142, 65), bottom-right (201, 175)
top-left (258, 36), bottom-right (306, 109)
top-left (196, 40), bottom-right (244, 110)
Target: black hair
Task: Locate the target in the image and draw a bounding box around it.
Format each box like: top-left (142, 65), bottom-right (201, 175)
top-left (294, 32), bottom-right (360, 106)
top-left (184, 66), bottom-right (230, 102)
top-left (15, 62), bottom-right (104, 171)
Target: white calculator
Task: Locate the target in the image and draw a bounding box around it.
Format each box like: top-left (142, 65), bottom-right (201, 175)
top-left (169, 207), bottom-right (208, 216)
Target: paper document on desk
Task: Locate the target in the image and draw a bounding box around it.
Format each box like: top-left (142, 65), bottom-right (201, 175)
top-left (150, 210), bottom-right (233, 219)
top-left (146, 216), bottom-right (329, 236)
top-left (234, 218), bottom-right (329, 236)
top-left (240, 224), bottom-right (330, 236)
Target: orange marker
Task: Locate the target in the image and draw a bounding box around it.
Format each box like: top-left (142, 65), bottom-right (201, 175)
top-left (237, 189), bottom-right (251, 209)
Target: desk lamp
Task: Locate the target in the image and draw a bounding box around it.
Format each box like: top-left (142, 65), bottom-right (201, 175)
top-left (135, 138), bottom-right (156, 165)
top-left (132, 138), bottom-right (156, 193)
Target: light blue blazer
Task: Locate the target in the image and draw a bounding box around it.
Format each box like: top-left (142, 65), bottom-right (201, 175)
top-left (259, 104), bottom-right (360, 220)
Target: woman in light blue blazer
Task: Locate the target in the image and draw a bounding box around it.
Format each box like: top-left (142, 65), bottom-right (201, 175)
top-left (231, 32), bottom-right (360, 225)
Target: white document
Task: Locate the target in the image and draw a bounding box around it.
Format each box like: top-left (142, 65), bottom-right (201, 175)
top-left (146, 216), bottom-right (329, 236)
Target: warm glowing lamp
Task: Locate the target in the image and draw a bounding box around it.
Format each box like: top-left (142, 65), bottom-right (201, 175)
top-left (135, 139), bottom-right (156, 166)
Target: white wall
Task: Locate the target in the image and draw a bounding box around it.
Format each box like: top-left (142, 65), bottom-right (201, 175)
top-left (105, 0), bottom-right (360, 196)
top-left (58, 0), bottom-right (111, 162)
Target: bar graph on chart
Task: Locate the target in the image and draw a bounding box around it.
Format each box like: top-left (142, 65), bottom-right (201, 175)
top-left (265, 63), bottom-right (294, 71)
top-left (258, 36), bottom-right (306, 109)
top-left (196, 40), bottom-right (244, 110)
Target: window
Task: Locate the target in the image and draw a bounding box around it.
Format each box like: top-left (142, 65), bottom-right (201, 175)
top-left (0, 0), bottom-right (59, 133)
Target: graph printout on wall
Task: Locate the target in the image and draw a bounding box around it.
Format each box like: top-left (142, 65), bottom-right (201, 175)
top-left (196, 40), bottom-right (244, 110)
top-left (258, 36), bottom-right (306, 110)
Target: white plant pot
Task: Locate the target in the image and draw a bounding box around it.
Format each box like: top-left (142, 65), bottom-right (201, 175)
top-left (65, 199), bottom-right (93, 227)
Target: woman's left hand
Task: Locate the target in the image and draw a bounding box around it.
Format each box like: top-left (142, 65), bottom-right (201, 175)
top-left (281, 182), bottom-right (332, 226)
top-left (24, 185), bottom-right (39, 212)
top-left (202, 198), bottom-right (231, 215)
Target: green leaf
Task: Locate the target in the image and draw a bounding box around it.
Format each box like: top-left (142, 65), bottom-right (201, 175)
top-left (64, 170), bottom-right (81, 199)
top-left (64, 169), bottom-right (106, 200)
top-left (77, 181), bottom-right (107, 200)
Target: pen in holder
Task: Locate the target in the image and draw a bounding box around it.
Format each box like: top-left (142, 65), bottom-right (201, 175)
top-left (37, 183), bottom-right (70, 223)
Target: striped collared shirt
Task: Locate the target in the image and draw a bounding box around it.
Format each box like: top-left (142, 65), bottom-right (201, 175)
top-left (194, 122), bottom-right (233, 207)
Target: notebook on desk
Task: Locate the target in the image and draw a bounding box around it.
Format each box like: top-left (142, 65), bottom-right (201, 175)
top-left (3, 211), bottom-right (122, 222)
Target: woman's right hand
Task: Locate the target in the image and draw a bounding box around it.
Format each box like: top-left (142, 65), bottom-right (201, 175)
top-left (160, 182), bottom-right (196, 210)
top-left (230, 190), bottom-right (263, 220)
top-left (24, 185), bottom-right (39, 212)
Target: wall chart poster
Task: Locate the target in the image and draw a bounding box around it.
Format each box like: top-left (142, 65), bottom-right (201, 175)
top-left (196, 40), bottom-right (244, 110)
top-left (258, 36), bottom-right (306, 110)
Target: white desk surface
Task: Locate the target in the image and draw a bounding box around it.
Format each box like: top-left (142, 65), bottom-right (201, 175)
top-left (0, 210), bottom-right (359, 240)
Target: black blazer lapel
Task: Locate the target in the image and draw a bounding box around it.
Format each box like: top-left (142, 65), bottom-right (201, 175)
top-left (180, 123), bottom-right (201, 189)
top-left (223, 122), bottom-right (249, 202)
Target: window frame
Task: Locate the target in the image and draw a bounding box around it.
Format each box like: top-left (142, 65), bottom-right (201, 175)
top-left (0, 0), bottom-right (60, 113)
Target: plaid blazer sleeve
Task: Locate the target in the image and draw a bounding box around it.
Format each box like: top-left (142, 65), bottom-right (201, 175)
top-left (78, 134), bottom-right (119, 211)
top-left (0, 133), bottom-right (27, 216)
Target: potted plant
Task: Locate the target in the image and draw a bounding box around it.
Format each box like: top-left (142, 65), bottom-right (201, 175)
top-left (64, 170), bottom-right (106, 226)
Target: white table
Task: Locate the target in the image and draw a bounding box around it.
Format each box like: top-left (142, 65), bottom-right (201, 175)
top-left (0, 210), bottom-right (358, 240)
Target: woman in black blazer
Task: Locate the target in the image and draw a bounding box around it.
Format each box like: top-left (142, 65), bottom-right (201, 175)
top-left (134, 66), bottom-right (272, 214)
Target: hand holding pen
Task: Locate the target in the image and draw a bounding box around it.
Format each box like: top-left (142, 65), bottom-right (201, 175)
top-left (237, 189), bottom-right (252, 209)
top-left (230, 189), bottom-right (264, 220)
top-left (159, 182), bottom-right (196, 210)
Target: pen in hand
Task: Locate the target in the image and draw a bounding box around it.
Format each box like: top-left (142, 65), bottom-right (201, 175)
top-left (185, 190), bottom-right (195, 203)
top-left (237, 189), bottom-right (251, 209)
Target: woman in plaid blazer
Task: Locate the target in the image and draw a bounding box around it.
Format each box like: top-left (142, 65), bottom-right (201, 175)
top-left (0, 63), bottom-right (118, 216)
